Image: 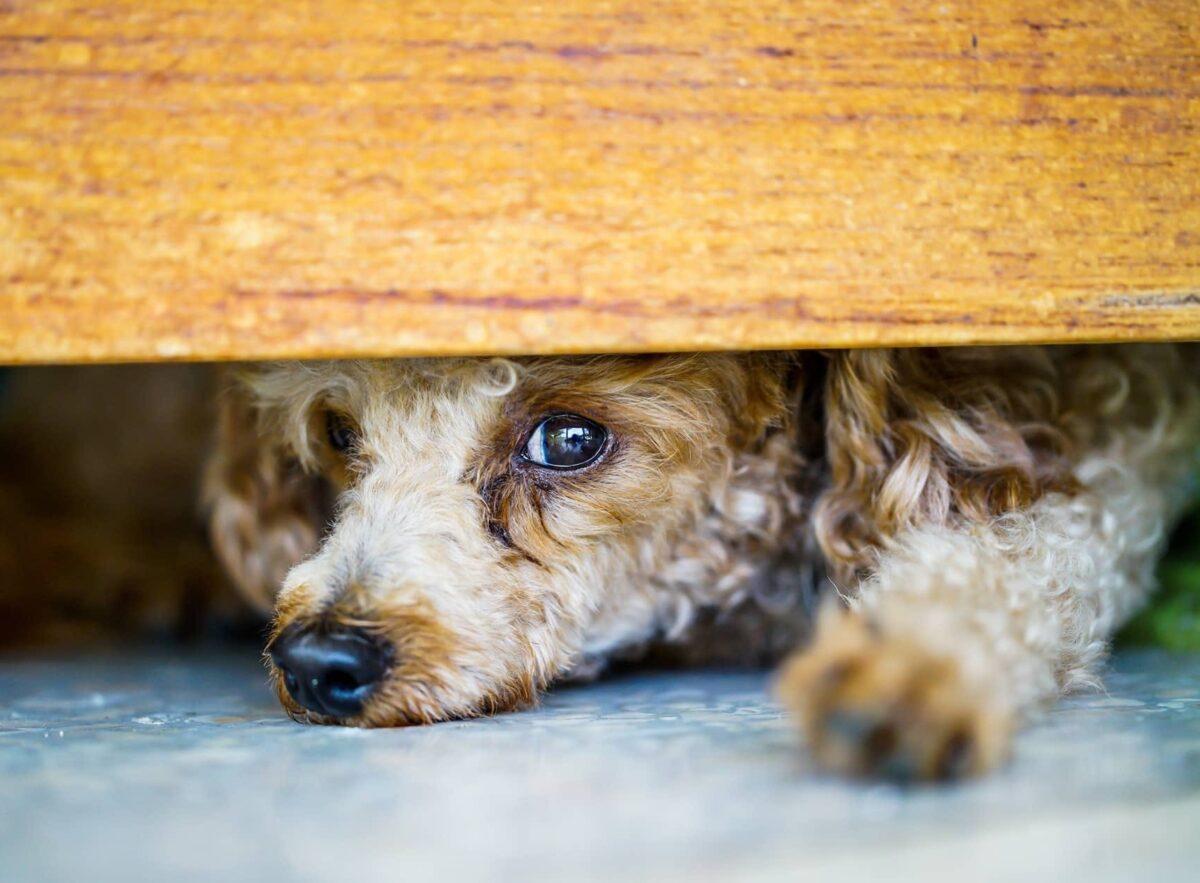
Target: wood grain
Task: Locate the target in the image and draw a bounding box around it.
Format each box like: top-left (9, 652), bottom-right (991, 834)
top-left (1, 0), bottom-right (1198, 364)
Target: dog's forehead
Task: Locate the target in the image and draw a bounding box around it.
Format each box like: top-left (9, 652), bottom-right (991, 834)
top-left (358, 356), bottom-right (667, 404)
top-left (278, 355), bottom-right (715, 445)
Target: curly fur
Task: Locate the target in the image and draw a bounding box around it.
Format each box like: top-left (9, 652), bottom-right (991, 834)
top-left (2, 344), bottom-right (1197, 781)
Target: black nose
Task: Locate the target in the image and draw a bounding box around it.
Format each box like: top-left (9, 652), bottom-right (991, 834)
top-left (269, 625), bottom-right (390, 718)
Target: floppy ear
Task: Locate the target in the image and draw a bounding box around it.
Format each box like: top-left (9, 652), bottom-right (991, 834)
top-left (813, 348), bottom-right (1076, 580)
top-left (203, 375), bottom-right (329, 613)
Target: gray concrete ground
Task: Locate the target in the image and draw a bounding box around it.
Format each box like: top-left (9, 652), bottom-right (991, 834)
top-left (2, 646), bottom-right (1199, 882)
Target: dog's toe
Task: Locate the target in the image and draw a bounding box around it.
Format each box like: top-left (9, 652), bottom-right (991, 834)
top-left (779, 611), bottom-right (1011, 782)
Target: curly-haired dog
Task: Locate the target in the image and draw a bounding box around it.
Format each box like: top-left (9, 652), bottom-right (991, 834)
top-left (2, 345), bottom-right (1196, 780)
top-left (198, 344), bottom-right (1200, 781)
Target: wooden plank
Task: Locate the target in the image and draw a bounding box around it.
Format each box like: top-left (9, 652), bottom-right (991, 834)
top-left (1, 0), bottom-right (1198, 364)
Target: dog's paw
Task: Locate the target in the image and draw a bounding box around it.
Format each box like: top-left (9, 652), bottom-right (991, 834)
top-left (779, 610), bottom-right (1011, 782)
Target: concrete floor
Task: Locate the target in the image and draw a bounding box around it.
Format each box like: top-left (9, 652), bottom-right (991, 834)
top-left (2, 647), bottom-right (1199, 882)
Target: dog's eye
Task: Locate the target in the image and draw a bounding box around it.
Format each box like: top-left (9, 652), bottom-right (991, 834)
top-left (523, 414), bottom-right (608, 469)
top-left (325, 412), bottom-right (359, 454)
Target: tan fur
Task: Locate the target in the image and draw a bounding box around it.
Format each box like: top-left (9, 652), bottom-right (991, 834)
top-left (204, 382), bottom-right (332, 613)
top-left (2, 344), bottom-right (1197, 782)
top-left (814, 348), bottom-right (1079, 583)
top-left (779, 605), bottom-right (1012, 780)
top-left (790, 344), bottom-right (1200, 778)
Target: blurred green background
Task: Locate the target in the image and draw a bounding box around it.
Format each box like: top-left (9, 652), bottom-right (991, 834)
top-left (1119, 505), bottom-right (1200, 651)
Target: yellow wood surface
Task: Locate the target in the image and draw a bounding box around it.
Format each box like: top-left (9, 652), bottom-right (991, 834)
top-left (1, 0), bottom-right (1198, 364)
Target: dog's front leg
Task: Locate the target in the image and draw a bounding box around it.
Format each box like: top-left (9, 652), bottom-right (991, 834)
top-left (780, 487), bottom-right (1173, 781)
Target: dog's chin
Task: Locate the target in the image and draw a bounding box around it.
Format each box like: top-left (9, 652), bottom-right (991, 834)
top-left (268, 664), bottom-right (541, 728)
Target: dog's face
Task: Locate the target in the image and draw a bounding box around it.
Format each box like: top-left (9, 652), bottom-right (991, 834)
top-left (216, 355), bottom-right (792, 725)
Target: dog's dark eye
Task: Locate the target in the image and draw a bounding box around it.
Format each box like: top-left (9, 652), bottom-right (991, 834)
top-left (523, 414), bottom-right (608, 469)
top-left (325, 412), bottom-right (358, 454)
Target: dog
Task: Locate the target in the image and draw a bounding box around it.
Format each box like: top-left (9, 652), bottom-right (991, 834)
top-left (3, 345), bottom-right (1197, 781)
top-left (201, 344), bottom-right (1200, 780)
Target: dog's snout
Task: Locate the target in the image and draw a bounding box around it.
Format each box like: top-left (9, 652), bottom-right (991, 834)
top-left (270, 625), bottom-right (390, 719)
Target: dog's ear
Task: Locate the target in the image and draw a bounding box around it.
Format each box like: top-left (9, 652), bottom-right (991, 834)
top-left (203, 376), bottom-right (328, 613)
top-left (813, 348), bottom-right (1076, 579)
top-left (720, 352), bottom-right (798, 450)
